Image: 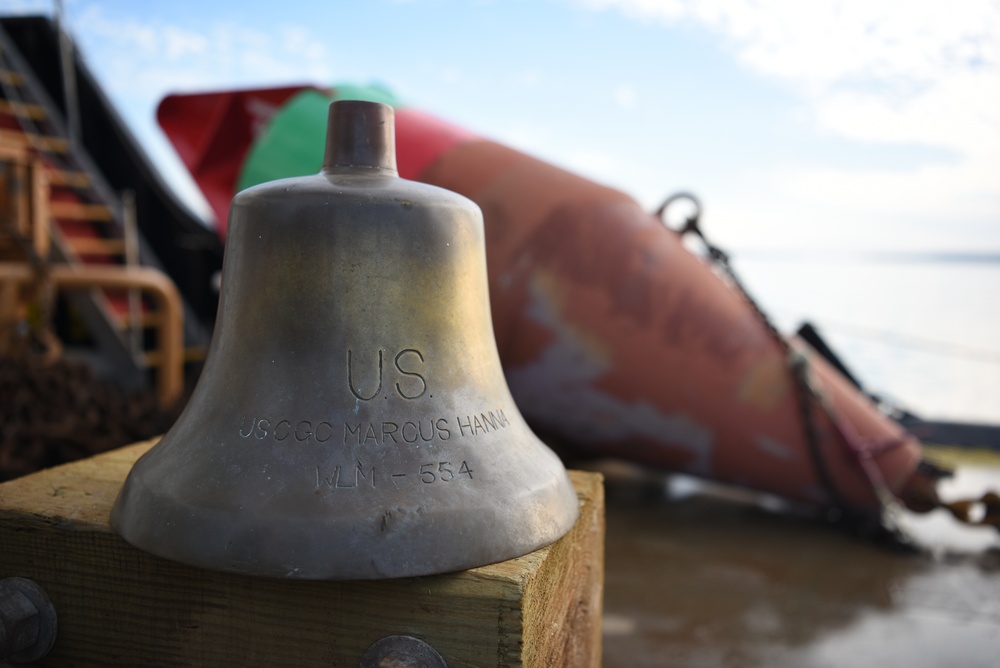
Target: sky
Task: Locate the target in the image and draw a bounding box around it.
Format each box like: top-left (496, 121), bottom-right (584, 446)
top-left (3, 0), bottom-right (998, 254)
top-left (2, 0), bottom-right (999, 421)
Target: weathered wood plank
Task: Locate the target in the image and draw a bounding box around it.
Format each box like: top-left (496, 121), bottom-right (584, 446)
top-left (0, 439), bottom-right (604, 666)
top-left (0, 99), bottom-right (47, 120)
top-left (0, 129), bottom-right (69, 153)
top-left (49, 201), bottom-right (115, 222)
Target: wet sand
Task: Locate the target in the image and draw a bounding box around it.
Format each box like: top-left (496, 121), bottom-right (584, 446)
top-left (595, 458), bottom-right (1000, 667)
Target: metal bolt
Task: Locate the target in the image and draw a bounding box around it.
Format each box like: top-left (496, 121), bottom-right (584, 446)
top-left (0, 577), bottom-right (57, 664)
top-left (359, 635), bottom-right (448, 668)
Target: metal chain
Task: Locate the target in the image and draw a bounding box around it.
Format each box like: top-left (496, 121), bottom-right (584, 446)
top-left (656, 193), bottom-right (885, 519)
top-left (656, 193), bottom-right (1000, 537)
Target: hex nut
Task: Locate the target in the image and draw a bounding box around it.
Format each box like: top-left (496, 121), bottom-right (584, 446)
top-left (358, 635), bottom-right (448, 668)
top-left (0, 578), bottom-right (57, 664)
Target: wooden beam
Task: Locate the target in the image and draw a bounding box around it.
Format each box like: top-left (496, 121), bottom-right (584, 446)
top-left (30, 157), bottom-right (50, 258)
top-left (0, 129), bottom-right (68, 154)
top-left (0, 69), bottom-right (24, 86)
top-left (0, 99), bottom-right (46, 120)
top-left (62, 236), bottom-right (125, 256)
top-left (45, 168), bottom-right (90, 189)
top-left (49, 201), bottom-right (114, 222)
top-left (0, 441), bottom-right (605, 666)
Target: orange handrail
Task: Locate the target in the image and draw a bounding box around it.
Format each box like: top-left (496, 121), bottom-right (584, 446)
top-left (0, 262), bottom-right (184, 407)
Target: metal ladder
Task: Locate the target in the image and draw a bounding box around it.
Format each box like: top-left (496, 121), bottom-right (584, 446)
top-left (0, 22), bottom-right (176, 398)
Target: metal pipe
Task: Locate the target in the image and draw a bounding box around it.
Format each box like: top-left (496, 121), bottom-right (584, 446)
top-left (122, 189), bottom-right (142, 358)
top-left (0, 262), bottom-right (184, 407)
top-left (54, 0), bottom-right (81, 149)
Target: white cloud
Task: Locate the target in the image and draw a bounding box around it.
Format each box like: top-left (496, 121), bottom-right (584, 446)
top-left (580, 0), bottom-right (1000, 89)
top-left (814, 72), bottom-right (1000, 155)
top-left (54, 5), bottom-right (338, 222)
top-left (576, 0), bottom-right (1000, 249)
top-left (160, 26), bottom-right (208, 60)
top-left (71, 6), bottom-right (335, 96)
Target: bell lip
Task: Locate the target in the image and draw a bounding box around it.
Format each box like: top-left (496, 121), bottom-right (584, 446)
top-left (110, 466), bottom-right (579, 580)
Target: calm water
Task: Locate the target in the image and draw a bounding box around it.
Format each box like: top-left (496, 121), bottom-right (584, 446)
top-left (730, 253), bottom-right (1000, 425)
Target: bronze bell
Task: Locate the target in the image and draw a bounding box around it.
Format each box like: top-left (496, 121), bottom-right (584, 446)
top-left (110, 101), bottom-right (578, 579)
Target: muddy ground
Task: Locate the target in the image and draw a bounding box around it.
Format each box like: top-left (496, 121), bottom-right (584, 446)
top-left (0, 355), bottom-right (183, 482)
